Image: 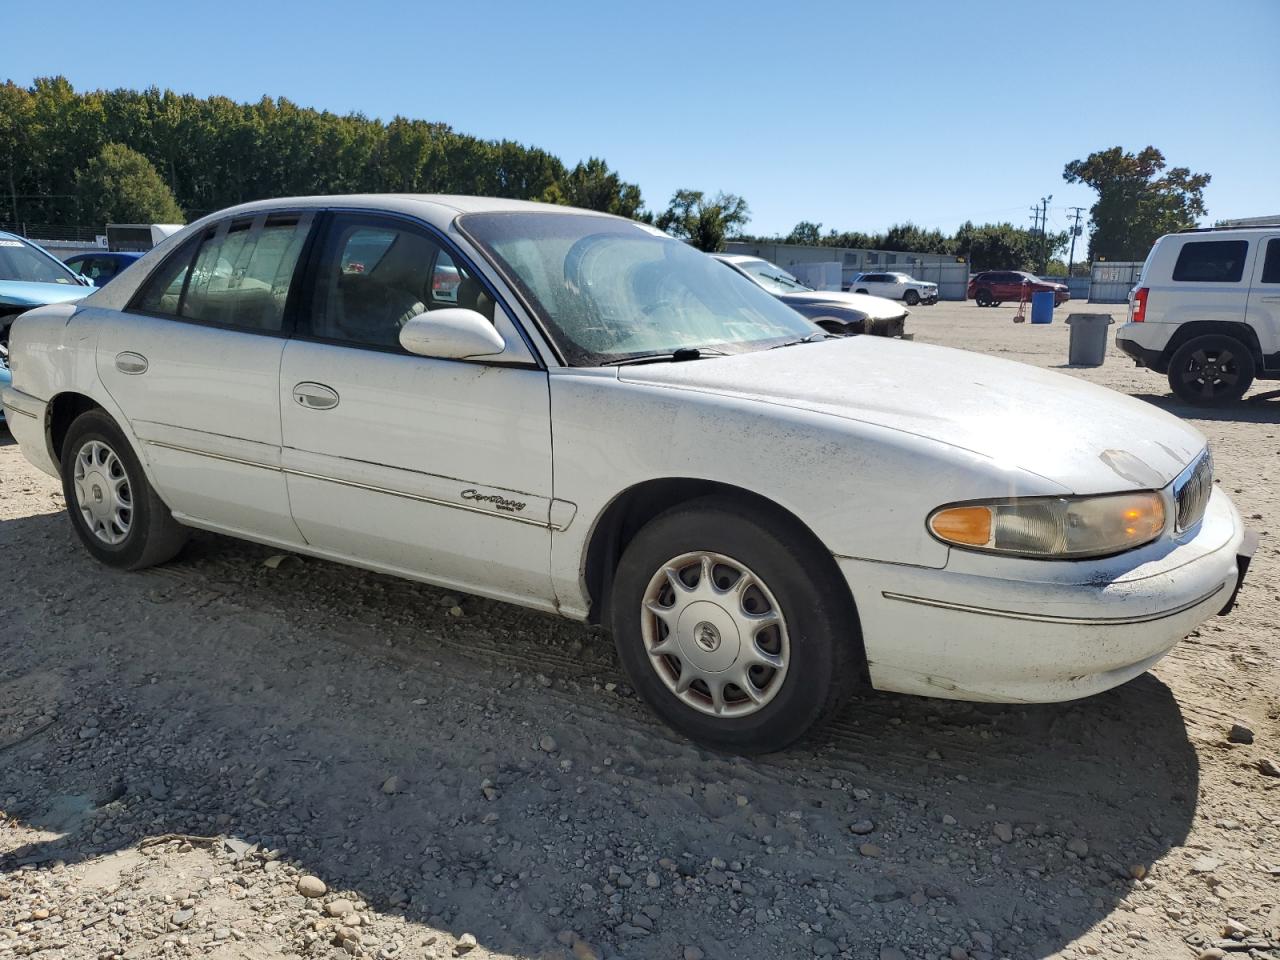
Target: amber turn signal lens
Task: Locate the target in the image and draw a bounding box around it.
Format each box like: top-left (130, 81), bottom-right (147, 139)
top-left (929, 506), bottom-right (992, 546)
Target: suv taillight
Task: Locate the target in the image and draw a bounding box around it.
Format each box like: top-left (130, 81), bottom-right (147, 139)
top-left (1131, 287), bottom-right (1149, 323)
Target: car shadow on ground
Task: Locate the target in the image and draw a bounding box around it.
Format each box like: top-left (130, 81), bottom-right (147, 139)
top-left (1131, 390), bottom-right (1280, 423)
top-left (0, 512), bottom-right (1200, 959)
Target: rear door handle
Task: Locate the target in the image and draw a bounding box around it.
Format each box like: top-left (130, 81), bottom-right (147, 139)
top-left (114, 351), bottom-right (148, 375)
top-left (1260, 295), bottom-right (1280, 302)
top-left (293, 382), bottom-right (339, 410)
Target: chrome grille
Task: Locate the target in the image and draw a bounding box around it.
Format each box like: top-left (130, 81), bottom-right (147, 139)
top-left (1174, 450), bottom-right (1213, 532)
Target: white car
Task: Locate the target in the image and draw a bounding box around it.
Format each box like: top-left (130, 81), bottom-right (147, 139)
top-left (851, 271), bottom-right (939, 305)
top-left (1116, 225), bottom-right (1280, 404)
top-left (1, 195), bottom-right (1255, 753)
top-left (712, 254), bottom-right (909, 337)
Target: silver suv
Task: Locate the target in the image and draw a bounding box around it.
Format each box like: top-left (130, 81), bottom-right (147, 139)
top-left (1116, 224), bottom-right (1280, 403)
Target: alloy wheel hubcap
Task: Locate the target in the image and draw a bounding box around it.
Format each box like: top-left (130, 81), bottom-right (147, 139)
top-left (1184, 348), bottom-right (1238, 398)
top-left (73, 440), bottom-right (132, 545)
top-left (640, 552), bottom-right (790, 718)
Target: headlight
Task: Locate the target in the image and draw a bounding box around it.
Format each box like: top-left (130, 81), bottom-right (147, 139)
top-left (928, 492), bottom-right (1166, 558)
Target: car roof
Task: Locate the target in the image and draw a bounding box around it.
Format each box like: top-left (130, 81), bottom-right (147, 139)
top-left (200, 193), bottom-right (626, 223)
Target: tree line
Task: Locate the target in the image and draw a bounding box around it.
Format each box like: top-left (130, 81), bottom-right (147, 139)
top-left (0, 77), bottom-right (648, 229)
top-left (1, 78), bottom-right (1209, 270)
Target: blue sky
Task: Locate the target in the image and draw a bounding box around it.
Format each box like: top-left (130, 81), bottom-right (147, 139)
top-left (6, 0), bottom-right (1278, 237)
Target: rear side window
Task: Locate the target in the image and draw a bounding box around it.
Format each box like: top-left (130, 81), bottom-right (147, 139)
top-left (1260, 239), bottom-right (1280, 284)
top-left (132, 213), bottom-right (313, 331)
top-left (1172, 240), bottom-right (1248, 283)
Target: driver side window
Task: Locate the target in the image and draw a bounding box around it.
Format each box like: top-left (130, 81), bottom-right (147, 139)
top-left (298, 214), bottom-right (494, 351)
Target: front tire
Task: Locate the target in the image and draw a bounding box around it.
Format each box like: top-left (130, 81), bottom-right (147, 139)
top-left (1167, 335), bottom-right (1255, 404)
top-left (60, 410), bottom-right (189, 570)
top-left (609, 496), bottom-right (861, 753)
top-left (904, 290), bottom-right (920, 306)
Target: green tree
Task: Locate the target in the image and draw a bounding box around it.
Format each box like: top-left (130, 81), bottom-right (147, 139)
top-left (785, 220), bottom-right (823, 245)
top-left (656, 189), bottom-right (750, 252)
top-left (880, 222), bottom-right (953, 255)
top-left (76, 143), bottom-right (184, 225)
top-left (548, 157), bottom-right (645, 218)
top-left (952, 221), bottom-right (1063, 271)
top-left (1063, 146), bottom-right (1210, 261)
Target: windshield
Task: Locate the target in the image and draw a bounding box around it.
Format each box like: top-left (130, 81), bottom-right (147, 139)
top-left (0, 237), bottom-right (80, 285)
top-left (458, 212), bottom-right (818, 365)
top-left (733, 258), bottom-right (812, 294)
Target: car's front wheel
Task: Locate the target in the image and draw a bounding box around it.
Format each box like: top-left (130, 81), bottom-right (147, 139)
top-left (609, 496), bottom-right (860, 753)
top-left (904, 289), bottom-right (920, 306)
top-left (60, 409), bottom-right (189, 569)
top-left (1167, 335), bottom-right (1255, 404)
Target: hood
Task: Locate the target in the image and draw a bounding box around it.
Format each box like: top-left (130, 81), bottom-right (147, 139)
top-left (0, 280), bottom-right (90, 308)
top-left (779, 289), bottom-right (906, 319)
top-left (618, 337), bottom-right (1205, 495)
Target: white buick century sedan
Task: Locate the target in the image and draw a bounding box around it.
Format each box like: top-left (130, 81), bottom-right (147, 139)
top-left (1, 196), bottom-right (1256, 752)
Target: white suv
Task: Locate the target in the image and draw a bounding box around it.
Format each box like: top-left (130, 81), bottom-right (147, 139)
top-left (1116, 225), bottom-right (1280, 404)
top-left (850, 272), bottom-right (938, 305)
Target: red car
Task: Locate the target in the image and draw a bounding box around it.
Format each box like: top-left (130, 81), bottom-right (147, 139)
top-left (967, 270), bottom-right (1070, 308)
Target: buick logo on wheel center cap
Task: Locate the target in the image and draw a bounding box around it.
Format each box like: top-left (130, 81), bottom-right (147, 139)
top-left (693, 621), bottom-right (721, 652)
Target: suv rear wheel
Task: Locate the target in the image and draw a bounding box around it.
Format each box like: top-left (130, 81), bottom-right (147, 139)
top-left (1167, 334), bottom-right (1255, 405)
top-left (975, 288), bottom-right (994, 307)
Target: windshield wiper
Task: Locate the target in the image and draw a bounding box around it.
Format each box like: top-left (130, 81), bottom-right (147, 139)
top-left (608, 347), bottom-right (730, 366)
top-left (769, 333), bottom-right (828, 349)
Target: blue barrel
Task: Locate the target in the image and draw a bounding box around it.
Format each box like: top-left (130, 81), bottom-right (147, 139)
top-left (1030, 290), bottom-right (1055, 324)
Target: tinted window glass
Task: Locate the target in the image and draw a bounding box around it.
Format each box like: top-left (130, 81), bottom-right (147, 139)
top-left (1260, 238), bottom-right (1280, 284)
top-left (134, 238), bottom-right (200, 315)
top-left (1172, 240), bottom-right (1248, 283)
top-left (182, 214), bottom-right (312, 330)
top-left (300, 214), bottom-right (494, 350)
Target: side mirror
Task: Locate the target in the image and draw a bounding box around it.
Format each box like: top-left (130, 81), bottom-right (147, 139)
top-left (399, 308), bottom-right (506, 360)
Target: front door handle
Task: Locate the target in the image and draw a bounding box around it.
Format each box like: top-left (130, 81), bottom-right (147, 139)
top-left (293, 382), bottom-right (340, 410)
top-left (115, 351), bottom-right (148, 375)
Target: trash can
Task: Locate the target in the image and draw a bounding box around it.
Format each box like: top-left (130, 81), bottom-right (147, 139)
top-left (1066, 313), bottom-right (1114, 366)
top-left (1030, 291), bottom-right (1055, 324)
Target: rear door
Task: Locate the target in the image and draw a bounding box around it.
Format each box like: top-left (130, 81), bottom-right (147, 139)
top-left (1245, 235), bottom-right (1280, 360)
top-left (94, 211), bottom-right (315, 543)
top-left (1157, 237), bottom-right (1253, 328)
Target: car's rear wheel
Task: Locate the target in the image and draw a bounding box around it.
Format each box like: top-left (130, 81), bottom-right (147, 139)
top-left (60, 410), bottom-right (189, 569)
top-left (904, 290), bottom-right (920, 306)
top-left (975, 288), bottom-right (993, 307)
top-left (609, 496), bottom-right (860, 754)
top-left (854, 288), bottom-right (869, 295)
top-left (1167, 335), bottom-right (1255, 405)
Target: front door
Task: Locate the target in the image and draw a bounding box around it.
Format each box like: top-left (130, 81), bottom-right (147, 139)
top-left (94, 212), bottom-right (314, 543)
top-left (278, 212), bottom-right (556, 608)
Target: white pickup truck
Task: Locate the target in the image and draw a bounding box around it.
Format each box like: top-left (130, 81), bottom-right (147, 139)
top-left (850, 271), bottom-right (938, 305)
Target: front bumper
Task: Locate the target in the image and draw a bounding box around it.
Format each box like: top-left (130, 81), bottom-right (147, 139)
top-left (840, 488), bottom-right (1252, 702)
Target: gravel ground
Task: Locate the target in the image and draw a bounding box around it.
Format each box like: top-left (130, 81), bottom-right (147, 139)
top-left (1, 300), bottom-right (1277, 960)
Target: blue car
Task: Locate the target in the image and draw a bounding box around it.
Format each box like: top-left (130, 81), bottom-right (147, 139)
top-left (63, 251), bottom-right (144, 287)
top-left (1, 231), bottom-right (92, 427)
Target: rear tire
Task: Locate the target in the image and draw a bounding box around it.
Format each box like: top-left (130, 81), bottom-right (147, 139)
top-left (60, 409), bottom-right (189, 570)
top-left (609, 496), bottom-right (861, 754)
top-left (1167, 335), bottom-right (1255, 405)
top-left (855, 288), bottom-right (869, 295)
top-left (904, 290), bottom-right (920, 306)
top-left (975, 289), bottom-right (994, 307)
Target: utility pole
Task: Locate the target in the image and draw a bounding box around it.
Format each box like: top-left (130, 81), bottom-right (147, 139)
top-left (1066, 206), bottom-right (1085, 278)
top-left (1039, 195), bottom-right (1052, 274)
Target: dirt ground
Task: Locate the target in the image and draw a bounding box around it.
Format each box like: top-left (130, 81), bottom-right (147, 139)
top-left (1, 300), bottom-right (1277, 960)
